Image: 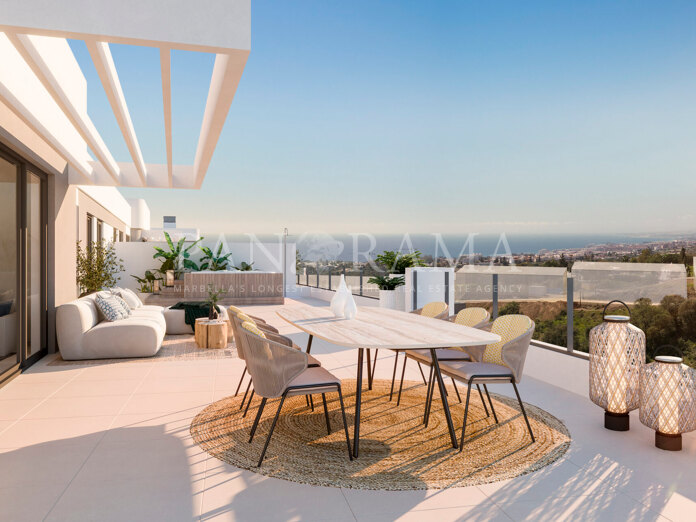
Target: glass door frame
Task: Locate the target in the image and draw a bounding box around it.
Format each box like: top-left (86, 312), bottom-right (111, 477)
top-left (0, 143), bottom-right (48, 383)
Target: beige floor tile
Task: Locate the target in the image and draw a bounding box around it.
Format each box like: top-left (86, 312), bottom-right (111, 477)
top-left (0, 380), bottom-right (66, 400)
top-left (137, 375), bottom-right (216, 394)
top-left (104, 411), bottom-right (197, 443)
top-left (359, 504), bottom-right (512, 522)
top-left (45, 473), bottom-right (205, 522)
top-left (121, 391), bottom-right (213, 415)
top-left (0, 398), bottom-right (43, 420)
top-left (0, 482), bottom-right (69, 522)
top-left (52, 378), bottom-right (143, 398)
top-left (0, 415), bottom-right (113, 447)
top-left (73, 364), bottom-right (154, 381)
top-left (200, 463), bottom-right (355, 522)
top-left (24, 394), bottom-right (131, 419)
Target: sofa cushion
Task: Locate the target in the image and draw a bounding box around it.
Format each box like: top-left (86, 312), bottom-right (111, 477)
top-left (114, 287), bottom-right (143, 309)
top-left (113, 295), bottom-right (132, 314)
top-left (95, 294), bottom-right (129, 321)
top-left (129, 308), bottom-right (167, 331)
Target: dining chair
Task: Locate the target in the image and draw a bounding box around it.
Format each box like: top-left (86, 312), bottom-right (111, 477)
top-left (229, 311), bottom-right (322, 417)
top-left (386, 301), bottom-right (449, 404)
top-left (239, 322), bottom-right (353, 467)
top-left (436, 314), bottom-right (536, 452)
top-left (404, 307), bottom-right (491, 423)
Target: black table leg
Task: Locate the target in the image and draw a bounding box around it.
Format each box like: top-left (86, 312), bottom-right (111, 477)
top-left (366, 348), bottom-right (373, 390)
top-left (430, 348), bottom-right (458, 449)
top-left (306, 334), bottom-right (314, 354)
top-left (353, 347), bottom-right (364, 458)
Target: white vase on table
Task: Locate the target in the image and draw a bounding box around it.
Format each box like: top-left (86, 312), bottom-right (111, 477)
top-left (344, 289), bottom-right (358, 319)
top-left (330, 275), bottom-right (350, 318)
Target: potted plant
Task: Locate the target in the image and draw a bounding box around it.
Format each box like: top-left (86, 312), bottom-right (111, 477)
top-left (153, 231), bottom-right (202, 279)
top-left (367, 274), bottom-right (405, 310)
top-left (76, 241), bottom-right (125, 296)
top-left (206, 284), bottom-right (226, 320)
top-left (199, 244), bottom-right (232, 271)
top-left (234, 261), bottom-right (254, 271)
top-left (373, 250), bottom-right (426, 310)
top-left (131, 270), bottom-right (161, 301)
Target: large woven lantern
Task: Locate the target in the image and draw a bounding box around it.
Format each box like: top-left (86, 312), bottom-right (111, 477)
top-left (639, 354), bottom-right (696, 451)
top-left (589, 300), bottom-right (646, 431)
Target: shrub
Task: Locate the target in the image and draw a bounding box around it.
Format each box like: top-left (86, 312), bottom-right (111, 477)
top-left (76, 241), bottom-right (124, 296)
top-left (499, 301), bottom-right (520, 315)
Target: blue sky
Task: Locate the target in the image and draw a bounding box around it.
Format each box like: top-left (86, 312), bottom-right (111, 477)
top-left (70, 1), bottom-right (696, 235)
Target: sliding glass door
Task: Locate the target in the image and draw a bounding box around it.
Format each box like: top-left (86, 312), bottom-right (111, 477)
top-left (0, 147), bottom-right (47, 382)
top-left (0, 155), bottom-right (19, 377)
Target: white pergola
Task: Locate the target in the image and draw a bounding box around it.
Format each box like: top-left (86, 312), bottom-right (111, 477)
top-left (0, 0), bottom-right (250, 188)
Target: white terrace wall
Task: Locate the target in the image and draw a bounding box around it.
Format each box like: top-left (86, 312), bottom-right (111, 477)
top-left (114, 239), bottom-right (296, 293)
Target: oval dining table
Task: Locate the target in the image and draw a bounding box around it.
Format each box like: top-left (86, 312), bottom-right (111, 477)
top-left (277, 306), bottom-right (500, 458)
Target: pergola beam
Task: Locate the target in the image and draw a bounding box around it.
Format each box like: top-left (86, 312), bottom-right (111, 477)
top-left (86, 40), bottom-right (147, 186)
top-left (193, 50), bottom-right (248, 188)
top-left (7, 33), bottom-right (121, 184)
top-left (160, 48), bottom-right (173, 188)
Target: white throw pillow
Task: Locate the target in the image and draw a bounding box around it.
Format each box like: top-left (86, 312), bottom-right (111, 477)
top-left (95, 294), bottom-right (129, 321)
top-left (116, 288), bottom-right (142, 309)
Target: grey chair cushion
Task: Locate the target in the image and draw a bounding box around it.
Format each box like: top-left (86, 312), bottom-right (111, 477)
top-left (407, 348), bottom-right (471, 364)
top-left (439, 361), bottom-right (513, 383)
top-left (286, 367), bottom-right (340, 396)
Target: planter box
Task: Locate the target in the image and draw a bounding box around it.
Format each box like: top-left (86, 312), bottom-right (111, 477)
top-left (379, 289), bottom-right (398, 310)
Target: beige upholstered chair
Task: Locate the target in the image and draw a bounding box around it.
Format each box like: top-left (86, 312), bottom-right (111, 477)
top-left (405, 307), bottom-right (491, 422)
top-left (229, 311), bottom-right (321, 417)
top-left (239, 323), bottom-right (353, 467)
top-left (436, 314), bottom-right (536, 451)
top-left (386, 301), bottom-right (449, 404)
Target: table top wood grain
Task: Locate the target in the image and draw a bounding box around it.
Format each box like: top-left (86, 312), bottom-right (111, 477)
top-left (277, 306), bottom-right (500, 349)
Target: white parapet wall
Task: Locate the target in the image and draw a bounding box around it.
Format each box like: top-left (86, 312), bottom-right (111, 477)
top-left (115, 239), bottom-right (297, 293)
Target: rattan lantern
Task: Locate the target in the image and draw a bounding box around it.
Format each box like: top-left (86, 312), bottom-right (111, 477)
top-left (639, 355), bottom-right (696, 451)
top-left (589, 300), bottom-right (646, 431)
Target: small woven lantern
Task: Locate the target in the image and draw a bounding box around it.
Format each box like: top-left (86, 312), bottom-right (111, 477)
top-left (589, 300), bottom-right (646, 431)
top-left (639, 353), bottom-right (696, 451)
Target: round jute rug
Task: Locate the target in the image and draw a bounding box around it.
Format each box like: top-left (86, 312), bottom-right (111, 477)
top-left (190, 379), bottom-right (570, 490)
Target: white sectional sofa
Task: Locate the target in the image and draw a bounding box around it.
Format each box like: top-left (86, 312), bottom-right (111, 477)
top-left (56, 291), bottom-right (232, 360)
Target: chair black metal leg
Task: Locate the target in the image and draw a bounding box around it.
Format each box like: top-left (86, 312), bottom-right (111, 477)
top-left (234, 366), bottom-right (247, 396)
top-left (337, 386), bottom-right (353, 461)
top-left (476, 384), bottom-right (490, 417)
top-left (396, 353), bottom-right (408, 406)
top-left (416, 362), bottom-right (428, 385)
top-left (370, 349), bottom-right (378, 384)
top-left (354, 348), bottom-right (364, 458)
top-left (366, 349), bottom-right (373, 390)
top-left (243, 390), bottom-right (255, 418)
top-left (389, 352), bottom-right (400, 401)
top-left (423, 364), bottom-right (435, 425)
top-left (452, 378), bottom-right (462, 403)
top-left (249, 397), bottom-right (267, 442)
top-left (309, 395), bottom-right (315, 412)
top-left (306, 334), bottom-right (314, 354)
top-left (321, 393), bottom-right (331, 434)
top-left (458, 383), bottom-right (473, 452)
top-left (512, 380), bottom-right (535, 442)
top-left (240, 379), bottom-right (252, 410)
top-left (257, 394), bottom-right (286, 467)
top-left (483, 384), bottom-right (498, 424)
top-left (430, 349), bottom-right (458, 449)
top-left (305, 395), bottom-right (311, 408)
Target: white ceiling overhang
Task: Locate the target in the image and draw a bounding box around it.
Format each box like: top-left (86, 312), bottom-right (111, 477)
top-left (0, 0), bottom-right (250, 189)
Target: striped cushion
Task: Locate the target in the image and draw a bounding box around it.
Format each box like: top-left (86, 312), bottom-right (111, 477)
top-left (241, 321), bottom-right (266, 339)
top-left (228, 305), bottom-right (243, 315)
top-left (95, 294), bottom-right (129, 322)
top-left (482, 315), bottom-right (533, 366)
top-left (236, 312), bottom-right (255, 325)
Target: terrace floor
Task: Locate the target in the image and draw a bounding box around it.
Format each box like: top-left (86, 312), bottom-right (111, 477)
top-left (0, 298), bottom-right (694, 521)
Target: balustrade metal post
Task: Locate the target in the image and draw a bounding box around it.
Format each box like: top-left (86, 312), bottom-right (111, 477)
top-left (567, 275), bottom-right (574, 353)
top-left (492, 273), bottom-right (499, 319)
top-left (306, 269), bottom-right (309, 286)
top-left (316, 268), bottom-right (320, 288)
top-left (328, 268), bottom-right (332, 291)
top-left (360, 268), bottom-right (364, 296)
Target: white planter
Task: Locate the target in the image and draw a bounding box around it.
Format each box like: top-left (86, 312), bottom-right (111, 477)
top-left (136, 292), bottom-right (152, 304)
top-left (379, 289), bottom-right (398, 310)
top-left (394, 285), bottom-right (406, 311)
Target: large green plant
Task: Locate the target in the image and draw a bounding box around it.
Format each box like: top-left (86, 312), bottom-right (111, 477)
top-left (131, 270), bottom-right (160, 293)
top-left (76, 241), bottom-right (124, 296)
top-left (375, 250), bottom-right (426, 274)
top-left (367, 274), bottom-right (405, 290)
top-left (153, 232), bottom-right (202, 277)
top-left (199, 244), bottom-right (232, 271)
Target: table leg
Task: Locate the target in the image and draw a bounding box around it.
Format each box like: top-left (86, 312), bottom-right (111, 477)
top-left (353, 348), bottom-right (364, 458)
top-left (430, 348), bottom-right (458, 449)
top-left (306, 334), bottom-right (314, 354)
top-left (366, 348), bottom-right (373, 390)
